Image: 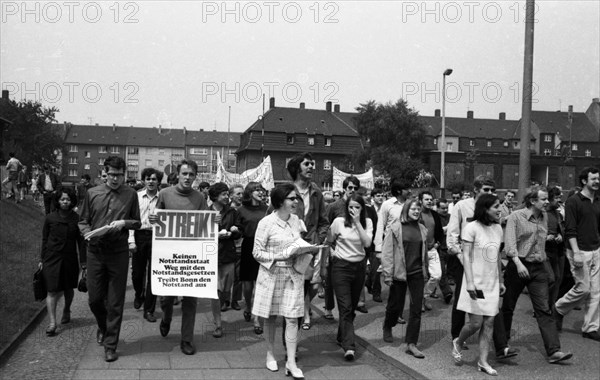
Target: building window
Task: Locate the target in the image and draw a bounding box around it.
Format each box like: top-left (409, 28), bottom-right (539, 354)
top-left (159, 148), bottom-right (165, 156)
top-left (69, 157), bottom-right (77, 164)
top-left (99, 146), bottom-right (107, 153)
top-left (325, 137), bottom-right (332, 147)
top-left (433, 138), bottom-right (437, 145)
top-left (68, 169), bottom-right (77, 177)
top-left (446, 142), bottom-right (453, 152)
top-left (212, 153), bottom-right (218, 160)
top-left (286, 134), bottom-right (295, 144)
top-left (127, 147), bottom-right (139, 155)
top-left (158, 160), bottom-right (165, 167)
top-left (111, 146), bottom-right (119, 154)
top-left (69, 145), bottom-right (78, 152)
top-left (229, 149), bottom-right (236, 155)
top-left (544, 149), bottom-right (551, 156)
top-left (572, 143), bottom-right (578, 151)
top-left (503, 141), bottom-right (509, 147)
top-left (98, 158), bottom-right (105, 165)
top-left (190, 147), bottom-right (207, 155)
top-left (323, 159), bottom-right (332, 170)
top-left (487, 140), bottom-right (492, 147)
top-left (585, 149), bottom-right (592, 157)
top-left (307, 136), bottom-right (315, 146)
top-left (84, 151), bottom-right (90, 158)
top-left (199, 160), bottom-right (207, 167)
top-left (84, 164), bottom-right (90, 170)
top-left (128, 160), bottom-right (138, 167)
top-left (513, 141), bottom-right (519, 149)
top-left (145, 159), bottom-right (152, 167)
top-left (469, 140), bottom-right (474, 147)
top-left (544, 135), bottom-right (552, 142)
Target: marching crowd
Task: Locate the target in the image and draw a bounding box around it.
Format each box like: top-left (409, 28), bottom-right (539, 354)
top-left (7, 150), bottom-right (598, 379)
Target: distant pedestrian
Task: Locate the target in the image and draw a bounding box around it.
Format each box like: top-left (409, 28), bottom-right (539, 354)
top-left (37, 165), bottom-right (62, 214)
top-left (2, 152), bottom-right (23, 200)
top-left (228, 184), bottom-right (245, 311)
top-left (17, 165), bottom-right (30, 203)
top-left (76, 174), bottom-right (93, 211)
top-left (39, 188), bottom-right (84, 336)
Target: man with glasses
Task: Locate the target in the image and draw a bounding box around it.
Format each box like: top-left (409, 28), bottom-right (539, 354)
top-left (128, 168), bottom-right (163, 322)
top-left (79, 156), bottom-right (141, 362)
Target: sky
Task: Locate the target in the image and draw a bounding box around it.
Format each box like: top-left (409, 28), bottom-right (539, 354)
top-left (1, 1), bottom-right (599, 133)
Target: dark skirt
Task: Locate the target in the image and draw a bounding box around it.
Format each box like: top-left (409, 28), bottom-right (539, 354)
top-left (239, 238), bottom-right (260, 281)
top-left (43, 249), bottom-right (79, 292)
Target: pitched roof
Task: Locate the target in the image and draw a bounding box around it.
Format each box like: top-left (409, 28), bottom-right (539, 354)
top-left (64, 124), bottom-right (130, 145)
top-left (420, 116), bottom-right (522, 140)
top-left (185, 130), bottom-right (240, 147)
top-left (127, 126), bottom-right (186, 148)
top-left (244, 107), bottom-right (359, 137)
top-left (528, 110), bottom-right (599, 141)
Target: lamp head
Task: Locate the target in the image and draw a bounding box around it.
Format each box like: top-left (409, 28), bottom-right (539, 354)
top-left (443, 69), bottom-right (453, 76)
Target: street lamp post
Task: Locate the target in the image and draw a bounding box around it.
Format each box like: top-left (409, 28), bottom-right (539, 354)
top-left (440, 68), bottom-right (453, 194)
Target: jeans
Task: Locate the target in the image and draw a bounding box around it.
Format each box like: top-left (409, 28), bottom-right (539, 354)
top-left (160, 296), bottom-right (198, 343)
top-left (383, 273), bottom-right (424, 344)
top-left (331, 257), bottom-right (366, 351)
top-left (437, 249), bottom-right (453, 297)
top-left (547, 252), bottom-right (565, 310)
top-left (501, 260), bottom-right (561, 356)
top-left (365, 251), bottom-right (382, 297)
top-left (324, 262), bottom-right (335, 310)
top-left (87, 248), bottom-right (129, 351)
top-left (555, 248), bottom-right (600, 333)
top-left (132, 231), bottom-right (156, 314)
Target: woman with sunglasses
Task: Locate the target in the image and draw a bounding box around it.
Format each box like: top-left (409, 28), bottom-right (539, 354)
top-left (252, 183), bottom-right (319, 379)
top-left (321, 194), bottom-right (373, 361)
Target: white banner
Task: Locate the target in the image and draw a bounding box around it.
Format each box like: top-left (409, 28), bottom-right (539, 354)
top-left (151, 210), bottom-right (219, 299)
top-left (332, 167), bottom-right (374, 191)
top-left (215, 153), bottom-right (275, 190)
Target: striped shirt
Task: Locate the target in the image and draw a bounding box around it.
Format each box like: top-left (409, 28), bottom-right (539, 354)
top-left (505, 208), bottom-right (547, 262)
top-left (128, 188), bottom-right (159, 244)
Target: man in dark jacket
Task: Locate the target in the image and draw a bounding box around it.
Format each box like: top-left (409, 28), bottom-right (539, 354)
top-left (419, 191), bottom-right (445, 311)
top-left (37, 165), bottom-right (62, 214)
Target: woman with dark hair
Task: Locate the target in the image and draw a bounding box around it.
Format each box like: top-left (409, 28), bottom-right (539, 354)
top-left (452, 193), bottom-right (504, 375)
top-left (238, 182), bottom-right (268, 334)
top-left (321, 194), bottom-right (373, 361)
top-left (381, 198), bottom-right (429, 358)
top-left (252, 183), bottom-right (320, 379)
top-left (39, 187), bottom-right (84, 336)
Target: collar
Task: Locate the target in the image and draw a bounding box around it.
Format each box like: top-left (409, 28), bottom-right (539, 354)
top-left (524, 207), bottom-right (544, 221)
top-left (142, 188), bottom-right (159, 199)
top-left (577, 191), bottom-right (599, 203)
top-left (273, 212), bottom-right (293, 228)
top-left (102, 184), bottom-right (123, 194)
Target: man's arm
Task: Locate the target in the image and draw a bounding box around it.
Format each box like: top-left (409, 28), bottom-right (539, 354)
top-left (505, 212), bottom-right (529, 278)
top-left (446, 203), bottom-right (462, 255)
top-left (564, 198), bottom-right (583, 267)
top-left (78, 191), bottom-right (92, 236)
top-left (373, 201), bottom-right (389, 252)
top-left (316, 195), bottom-right (330, 244)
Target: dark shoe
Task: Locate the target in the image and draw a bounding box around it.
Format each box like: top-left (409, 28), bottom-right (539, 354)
top-left (220, 302), bottom-right (228, 312)
top-left (46, 324), bottom-right (57, 337)
top-left (344, 349), bottom-right (355, 361)
top-left (397, 317), bottom-right (406, 324)
top-left (496, 346), bottom-right (519, 360)
top-left (323, 311), bottom-right (334, 320)
top-left (61, 311), bottom-right (71, 324)
top-left (213, 326), bottom-right (223, 338)
top-left (96, 328), bottom-right (106, 345)
top-left (144, 312), bottom-right (157, 323)
top-left (243, 310), bottom-right (252, 322)
top-left (254, 325), bottom-right (263, 335)
top-left (555, 309), bottom-right (564, 331)
top-left (429, 293), bottom-right (439, 299)
top-left (231, 301), bottom-right (241, 310)
top-left (180, 341), bottom-right (196, 355)
top-left (548, 351), bottom-right (573, 364)
top-left (104, 348), bottom-right (118, 362)
top-left (423, 300), bottom-right (432, 311)
top-left (134, 296), bottom-right (144, 310)
top-left (582, 331), bottom-right (600, 341)
top-left (356, 305), bottom-right (368, 313)
top-left (159, 319), bottom-right (170, 337)
top-left (383, 326), bottom-right (393, 343)
top-left (406, 344), bottom-right (425, 358)
top-left (444, 293), bottom-right (453, 304)
top-left (373, 294), bottom-right (382, 303)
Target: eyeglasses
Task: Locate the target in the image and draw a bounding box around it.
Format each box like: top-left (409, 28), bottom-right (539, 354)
top-left (106, 173), bottom-right (124, 178)
top-left (285, 196), bottom-right (299, 201)
top-left (481, 188), bottom-right (496, 193)
top-left (101, 175), bottom-right (108, 178)
top-left (346, 186), bottom-right (357, 190)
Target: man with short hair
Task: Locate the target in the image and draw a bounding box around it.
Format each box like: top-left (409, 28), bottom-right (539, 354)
top-left (77, 174), bottom-right (94, 210)
top-left (500, 187), bottom-right (573, 363)
top-left (150, 160), bottom-right (208, 355)
top-left (366, 188), bottom-right (385, 301)
top-left (228, 184), bottom-right (245, 310)
top-left (2, 152), bottom-right (22, 200)
top-left (373, 180), bottom-right (409, 253)
top-left (79, 156), bottom-right (141, 362)
top-left (372, 187), bottom-right (385, 214)
top-left (434, 199), bottom-right (453, 303)
top-left (555, 167), bottom-right (600, 342)
top-left (37, 165), bottom-right (62, 214)
top-left (447, 188), bottom-right (462, 216)
top-left (500, 190), bottom-right (516, 227)
top-left (17, 165), bottom-right (29, 203)
top-left (128, 168), bottom-right (163, 322)
top-left (418, 191), bottom-right (445, 311)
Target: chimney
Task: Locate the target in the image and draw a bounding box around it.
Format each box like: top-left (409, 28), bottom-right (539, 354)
top-left (593, 98), bottom-right (600, 103)
top-left (200, 128), bottom-right (204, 131)
top-left (434, 109), bottom-right (441, 117)
top-left (269, 97), bottom-right (275, 109)
top-left (499, 112), bottom-right (506, 120)
top-left (299, 102), bottom-right (305, 109)
top-left (159, 124), bottom-right (162, 134)
top-left (334, 104), bottom-right (340, 112)
top-left (326, 101), bottom-right (332, 112)
top-left (113, 123), bottom-right (116, 132)
top-left (183, 126), bottom-right (187, 135)
top-left (1, 90), bottom-right (8, 100)
top-left (467, 110), bottom-right (474, 119)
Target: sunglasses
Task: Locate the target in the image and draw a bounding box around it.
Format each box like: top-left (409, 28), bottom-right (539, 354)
top-left (346, 186), bottom-right (357, 190)
top-left (481, 188), bottom-right (496, 193)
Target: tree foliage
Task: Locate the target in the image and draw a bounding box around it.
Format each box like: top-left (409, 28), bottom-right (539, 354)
top-left (0, 99), bottom-right (64, 169)
top-left (353, 99), bottom-right (427, 186)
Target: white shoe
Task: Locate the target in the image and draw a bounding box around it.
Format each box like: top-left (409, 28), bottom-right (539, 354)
top-left (266, 359), bottom-right (278, 372)
top-left (285, 363), bottom-right (304, 379)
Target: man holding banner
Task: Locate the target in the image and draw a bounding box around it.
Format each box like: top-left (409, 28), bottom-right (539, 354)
top-left (149, 159), bottom-right (210, 356)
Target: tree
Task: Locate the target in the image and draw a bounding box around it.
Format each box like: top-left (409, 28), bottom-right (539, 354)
top-left (0, 99), bottom-right (64, 169)
top-left (353, 99), bottom-right (427, 187)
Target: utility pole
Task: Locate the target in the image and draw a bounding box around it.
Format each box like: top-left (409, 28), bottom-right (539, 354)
top-left (227, 105), bottom-right (231, 170)
top-left (517, 0), bottom-right (535, 203)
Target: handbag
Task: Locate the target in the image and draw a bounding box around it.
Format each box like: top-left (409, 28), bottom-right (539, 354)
top-left (33, 268), bottom-right (47, 301)
top-left (78, 269), bottom-right (88, 293)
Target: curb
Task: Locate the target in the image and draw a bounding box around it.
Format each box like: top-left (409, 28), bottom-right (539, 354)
top-left (0, 304), bottom-right (46, 367)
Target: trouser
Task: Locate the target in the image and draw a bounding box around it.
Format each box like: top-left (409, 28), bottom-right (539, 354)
top-left (547, 253), bottom-right (565, 310)
top-left (43, 192), bottom-right (55, 214)
top-left (132, 230), bottom-right (156, 314)
top-left (331, 257), bottom-right (366, 351)
top-left (87, 249), bottom-right (129, 351)
top-left (383, 274), bottom-right (424, 344)
top-left (424, 247), bottom-right (442, 296)
top-left (364, 251), bottom-right (381, 297)
top-left (555, 248), bottom-right (600, 333)
top-left (437, 249), bottom-right (453, 297)
top-left (231, 254), bottom-right (242, 303)
top-left (160, 296), bottom-right (198, 343)
top-left (2, 173), bottom-right (17, 197)
top-left (324, 262), bottom-right (335, 310)
top-left (500, 260), bottom-right (561, 356)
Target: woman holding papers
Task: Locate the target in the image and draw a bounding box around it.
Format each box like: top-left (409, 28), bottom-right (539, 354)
top-left (252, 183), bottom-right (320, 380)
top-left (321, 194), bottom-right (373, 361)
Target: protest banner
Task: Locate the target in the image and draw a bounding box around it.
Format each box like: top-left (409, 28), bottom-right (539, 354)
top-left (215, 153), bottom-right (275, 190)
top-left (151, 210), bottom-right (219, 299)
top-left (332, 167), bottom-right (374, 191)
